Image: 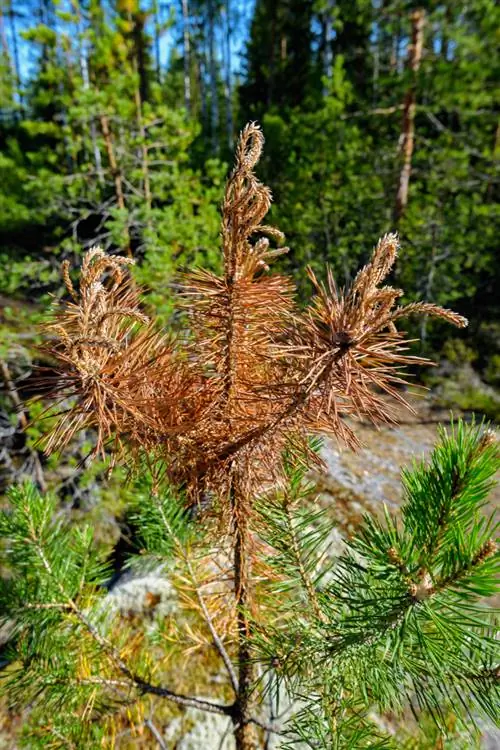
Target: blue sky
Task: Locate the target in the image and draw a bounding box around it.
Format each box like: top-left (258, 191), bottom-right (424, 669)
top-left (6, 0), bottom-right (256, 85)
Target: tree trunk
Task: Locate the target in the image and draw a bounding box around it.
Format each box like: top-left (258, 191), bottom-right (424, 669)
top-left (322, 3), bottom-right (333, 97)
top-left (198, 46), bottom-right (208, 130)
top-left (100, 114), bottom-right (132, 257)
top-left (79, 1), bottom-right (105, 184)
top-left (230, 478), bottom-right (256, 750)
top-left (394, 8), bottom-right (425, 224)
top-left (208, 0), bottom-right (219, 153)
top-left (223, 0), bottom-right (233, 149)
top-left (181, 0), bottom-right (191, 114)
top-left (371, 18), bottom-right (380, 105)
top-left (486, 119), bottom-right (500, 201)
top-left (153, 0), bottom-right (162, 83)
top-left (7, 1), bottom-right (22, 109)
top-left (134, 88), bottom-right (151, 209)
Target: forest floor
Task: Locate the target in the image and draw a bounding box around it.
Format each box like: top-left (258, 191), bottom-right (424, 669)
top-left (315, 391), bottom-right (500, 531)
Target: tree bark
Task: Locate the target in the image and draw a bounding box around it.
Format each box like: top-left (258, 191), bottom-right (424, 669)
top-left (0, 359), bottom-right (46, 492)
top-left (99, 114), bottom-right (132, 257)
top-left (223, 0), bottom-right (233, 149)
top-left (153, 0), bottom-right (162, 83)
top-left (134, 86), bottom-right (151, 210)
top-left (230, 477), bottom-right (256, 750)
top-left (7, 1), bottom-right (22, 110)
top-left (181, 0), bottom-right (191, 114)
top-left (208, 0), bottom-right (219, 153)
top-left (394, 8), bottom-right (425, 224)
top-left (322, 2), bottom-right (333, 97)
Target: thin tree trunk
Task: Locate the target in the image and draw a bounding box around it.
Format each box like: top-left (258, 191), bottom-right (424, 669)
top-left (394, 8), bottom-right (425, 224)
top-left (134, 86), bottom-right (152, 209)
top-left (78, 1), bottom-right (105, 184)
top-left (322, 3), bottom-right (333, 97)
top-left (0, 360), bottom-right (46, 493)
top-left (81, 58), bottom-right (104, 182)
top-left (99, 114), bottom-right (132, 257)
top-left (7, 1), bottom-right (22, 110)
top-left (440, 5), bottom-right (452, 61)
top-left (130, 8), bottom-right (149, 104)
top-left (198, 48), bottom-right (208, 129)
top-left (223, 0), bottom-right (233, 148)
top-left (486, 119), bottom-right (499, 201)
top-left (0, 9), bottom-right (10, 74)
top-left (153, 0), bottom-right (162, 83)
top-left (181, 0), bottom-right (191, 114)
top-left (372, 17), bottom-right (380, 105)
top-left (208, 0), bottom-right (219, 153)
top-left (231, 478), bottom-right (256, 750)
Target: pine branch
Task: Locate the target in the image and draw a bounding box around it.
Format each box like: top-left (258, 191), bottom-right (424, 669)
top-left (282, 497), bottom-right (325, 622)
top-left (0, 485), bottom-right (233, 719)
top-left (256, 422), bottom-right (499, 744)
top-left (132, 483), bottom-right (240, 695)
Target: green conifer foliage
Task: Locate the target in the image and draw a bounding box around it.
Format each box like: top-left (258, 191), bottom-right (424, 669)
top-left (0, 419), bottom-right (498, 746)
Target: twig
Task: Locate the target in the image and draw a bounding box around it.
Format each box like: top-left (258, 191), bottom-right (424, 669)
top-left (145, 718), bottom-right (168, 750)
top-left (28, 522), bottom-right (232, 718)
top-left (185, 556), bottom-right (240, 695)
top-left (152, 492), bottom-right (240, 695)
top-left (0, 358), bottom-right (46, 491)
top-left (283, 498), bottom-right (326, 623)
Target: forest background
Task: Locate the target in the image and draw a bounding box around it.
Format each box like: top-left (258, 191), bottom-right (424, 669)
top-left (0, 1), bottom-right (498, 747)
top-left (0, 0), bottom-right (498, 517)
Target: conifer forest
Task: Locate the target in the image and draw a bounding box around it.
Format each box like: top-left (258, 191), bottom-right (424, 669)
top-left (0, 1), bottom-right (498, 748)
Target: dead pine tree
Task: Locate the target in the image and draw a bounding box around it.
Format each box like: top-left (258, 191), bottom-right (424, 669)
top-left (39, 123), bottom-right (467, 750)
top-left (394, 8), bottom-right (425, 224)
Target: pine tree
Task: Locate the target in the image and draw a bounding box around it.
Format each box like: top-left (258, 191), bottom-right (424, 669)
top-left (239, 0), bottom-right (316, 121)
top-left (1, 124), bottom-right (492, 750)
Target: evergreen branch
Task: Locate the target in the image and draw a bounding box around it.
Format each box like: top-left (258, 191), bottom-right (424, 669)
top-left (184, 553), bottom-right (240, 695)
top-left (20, 492), bottom-right (233, 718)
top-left (282, 498), bottom-right (325, 622)
top-left (149, 487), bottom-right (240, 695)
top-left (145, 718), bottom-right (168, 750)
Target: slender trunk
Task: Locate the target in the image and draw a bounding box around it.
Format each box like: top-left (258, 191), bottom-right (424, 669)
top-left (222, 218), bottom-right (255, 750)
top-left (389, 24), bottom-right (398, 72)
top-left (267, 9), bottom-right (276, 108)
top-left (7, 2), bottom-right (22, 110)
top-left (198, 48), bottom-right (208, 129)
top-left (223, 0), bottom-right (233, 149)
top-left (79, 26), bottom-right (104, 184)
top-left (486, 119), bottom-right (499, 201)
top-left (99, 114), bottom-right (132, 257)
top-left (0, 360), bottom-right (46, 492)
top-left (322, 4), bottom-right (333, 97)
top-left (132, 10), bottom-right (149, 104)
top-left (231, 478), bottom-right (256, 750)
top-left (134, 86), bottom-right (152, 209)
top-left (394, 8), bottom-right (425, 224)
top-left (100, 115), bottom-right (125, 210)
top-left (372, 18), bottom-right (380, 105)
top-left (129, 30), bottom-right (152, 211)
top-left (0, 9), bottom-right (6, 52)
top-left (181, 0), bottom-right (191, 114)
top-left (153, 0), bottom-right (161, 83)
top-left (0, 10), bottom-right (10, 83)
top-left (208, 0), bottom-right (219, 153)
top-left (420, 224), bottom-right (437, 348)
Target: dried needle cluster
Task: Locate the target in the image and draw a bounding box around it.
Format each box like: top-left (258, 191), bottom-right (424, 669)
top-left (42, 248), bottom-right (191, 458)
top-left (43, 121), bottom-right (467, 526)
